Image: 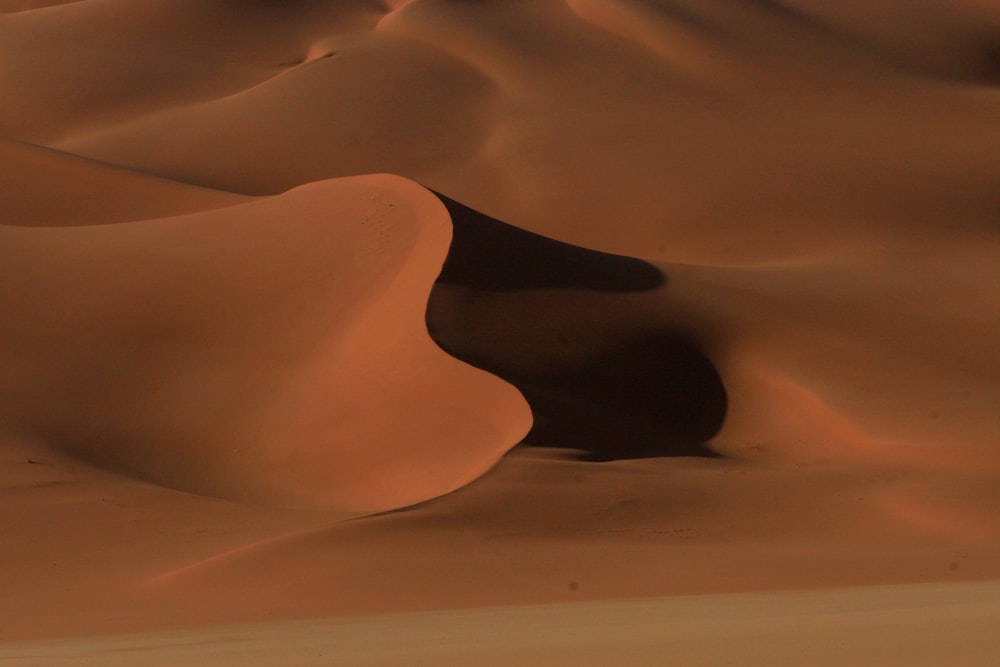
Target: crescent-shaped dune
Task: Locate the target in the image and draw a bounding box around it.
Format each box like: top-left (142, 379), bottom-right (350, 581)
top-left (1, 175), bottom-right (531, 511)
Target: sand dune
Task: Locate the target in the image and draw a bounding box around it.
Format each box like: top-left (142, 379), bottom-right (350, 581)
top-left (1, 175), bottom-right (529, 510)
top-left (29, 0), bottom-right (999, 260)
top-left (1, 0), bottom-right (999, 661)
top-left (0, 137), bottom-right (244, 226)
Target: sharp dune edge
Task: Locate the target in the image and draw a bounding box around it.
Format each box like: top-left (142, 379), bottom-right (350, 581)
top-left (1, 175), bottom-right (531, 512)
top-left (1, 0), bottom-right (999, 663)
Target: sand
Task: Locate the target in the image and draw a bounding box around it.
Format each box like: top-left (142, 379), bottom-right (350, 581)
top-left (4, 582), bottom-right (1000, 666)
top-left (1, 0), bottom-right (999, 663)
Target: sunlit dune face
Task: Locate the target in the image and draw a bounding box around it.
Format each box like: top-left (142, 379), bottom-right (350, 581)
top-left (0, 177), bottom-right (531, 511)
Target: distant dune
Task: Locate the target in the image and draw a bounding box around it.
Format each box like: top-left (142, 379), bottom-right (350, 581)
top-left (0, 136), bottom-right (245, 226)
top-left (1, 0), bottom-right (998, 661)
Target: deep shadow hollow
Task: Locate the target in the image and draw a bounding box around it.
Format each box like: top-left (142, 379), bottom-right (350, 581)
top-left (428, 194), bottom-right (727, 460)
top-left (517, 333), bottom-right (726, 461)
top-left (434, 194), bottom-right (664, 292)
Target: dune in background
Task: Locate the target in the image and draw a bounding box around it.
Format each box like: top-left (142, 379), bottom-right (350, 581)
top-left (0, 137), bottom-right (245, 226)
top-left (1, 0), bottom-right (999, 655)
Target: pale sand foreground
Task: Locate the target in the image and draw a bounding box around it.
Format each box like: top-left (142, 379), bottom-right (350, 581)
top-left (3, 581), bottom-right (1000, 667)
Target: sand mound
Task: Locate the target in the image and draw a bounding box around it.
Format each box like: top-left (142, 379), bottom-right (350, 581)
top-left (0, 175), bottom-right (530, 511)
top-left (0, 1), bottom-right (392, 142)
top-left (0, 0), bottom-right (83, 12)
top-left (0, 137), bottom-right (245, 226)
top-left (22, 0), bottom-right (992, 263)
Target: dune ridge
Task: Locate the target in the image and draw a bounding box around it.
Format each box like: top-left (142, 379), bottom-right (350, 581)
top-left (0, 136), bottom-right (246, 226)
top-left (0, 175), bottom-right (530, 511)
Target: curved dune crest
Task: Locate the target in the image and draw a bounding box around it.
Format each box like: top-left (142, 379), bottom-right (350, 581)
top-left (0, 0), bottom-right (83, 11)
top-left (0, 0), bottom-right (393, 142)
top-left (0, 137), bottom-right (246, 226)
top-left (0, 175), bottom-right (532, 511)
top-left (34, 0), bottom-right (999, 264)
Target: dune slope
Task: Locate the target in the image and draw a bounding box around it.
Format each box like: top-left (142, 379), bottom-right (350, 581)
top-left (0, 137), bottom-right (245, 226)
top-left (0, 175), bottom-right (530, 511)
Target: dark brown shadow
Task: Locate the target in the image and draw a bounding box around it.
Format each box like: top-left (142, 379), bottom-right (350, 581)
top-left (435, 194), bottom-right (664, 292)
top-left (428, 194), bottom-right (726, 460)
top-left (514, 333), bottom-right (726, 461)
top-left (977, 38), bottom-right (1000, 85)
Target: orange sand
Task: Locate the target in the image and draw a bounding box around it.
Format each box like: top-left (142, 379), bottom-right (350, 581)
top-left (1, 1), bottom-right (999, 663)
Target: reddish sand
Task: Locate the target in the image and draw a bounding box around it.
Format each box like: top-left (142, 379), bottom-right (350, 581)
top-left (1, 0), bottom-right (999, 662)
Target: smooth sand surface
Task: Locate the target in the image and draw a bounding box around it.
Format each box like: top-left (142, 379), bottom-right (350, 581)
top-left (3, 582), bottom-right (1000, 666)
top-left (1, 0), bottom-right (999, 662)
top-left (0, 137), bottom-right (246, 226)
top-left (1, 176), bottom-right (529, 511)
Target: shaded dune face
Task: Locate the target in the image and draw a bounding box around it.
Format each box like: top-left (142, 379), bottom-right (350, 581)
top-left (428, 196), bottom-right (726, 461)
top-left (434, 194), bottom-right (665, 293)
top-left (516, 333), bottom-right (726, 460)
top-left (779, 0), bottom-right (1000, 85)
top-left (0, 176), bottom-right (531, 511)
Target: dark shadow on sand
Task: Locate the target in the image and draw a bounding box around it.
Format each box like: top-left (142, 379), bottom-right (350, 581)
top-left (428, 194), bottom-right (727, 461)
top-left (435, 194), bottom-right (664, 292)
top-left (515, 334), bottom-right (727, 461)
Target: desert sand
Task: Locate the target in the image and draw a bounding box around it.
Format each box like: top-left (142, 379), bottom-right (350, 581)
top-left (4, 582), bottom-right (1000, 666)
top-left (1, 0), bottom-right (999, 664)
